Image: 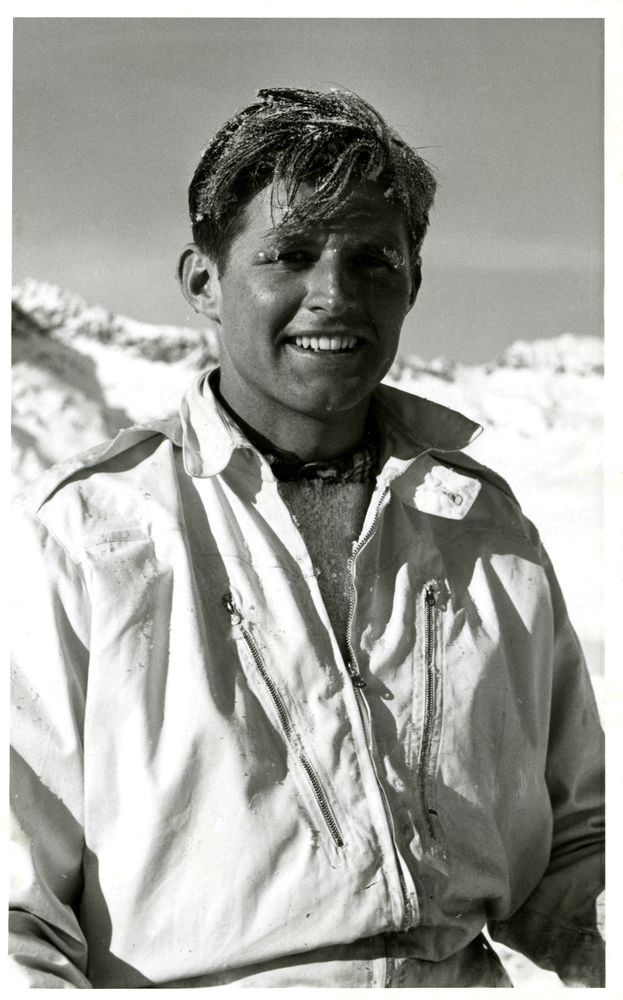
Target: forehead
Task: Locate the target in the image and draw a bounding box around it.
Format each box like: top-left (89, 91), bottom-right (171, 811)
top-left (235, 181), bottom-right (409, 246)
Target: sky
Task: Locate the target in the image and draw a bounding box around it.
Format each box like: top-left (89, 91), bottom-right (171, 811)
top-left (12, 16), bottom-right (603, 363)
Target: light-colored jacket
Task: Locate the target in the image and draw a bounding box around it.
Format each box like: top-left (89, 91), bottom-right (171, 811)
top-left (10, 373), bottom-right (604, 988)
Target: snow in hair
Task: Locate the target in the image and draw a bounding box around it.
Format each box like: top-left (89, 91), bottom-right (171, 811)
top-left (188, 87), bottom-right (437, 272)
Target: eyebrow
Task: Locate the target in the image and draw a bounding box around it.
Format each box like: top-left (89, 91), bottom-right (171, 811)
top-left (259, 229), bottom-right (405, 250)
top-left (259, 227), bottom-right (319, 244)
top-left (355, 239), bottom-right (405, 254)
top-left (260, 209), bottom-right (408, 245)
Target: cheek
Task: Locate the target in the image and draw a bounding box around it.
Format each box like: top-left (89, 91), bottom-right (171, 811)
top-left (365, 274), bottom-right (411, 312)
top-left (219, 287), bottom-right (261, 341)
top-left (371, 290), bottom-right (411, 335)
top-left (224, 274), bottom-right (301, 330)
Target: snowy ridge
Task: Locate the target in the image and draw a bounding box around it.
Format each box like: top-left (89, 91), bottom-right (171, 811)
top-left (500, 333), bottom-right (603, 375)
top-left (12, 278), bottom-right (220, 363)
top-left (391, 332), bottom-right (603, 381)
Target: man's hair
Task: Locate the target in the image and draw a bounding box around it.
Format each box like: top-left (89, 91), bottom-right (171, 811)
top-left (188, 87), bottom-right (437, 276)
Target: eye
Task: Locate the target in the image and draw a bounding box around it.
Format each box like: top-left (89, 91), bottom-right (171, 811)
top-left (257, 246), bottom-right (315, 268)
top-left (276, 249), bottom-right (315, 267)
top-left (353, 251), bottom-right (395, 271)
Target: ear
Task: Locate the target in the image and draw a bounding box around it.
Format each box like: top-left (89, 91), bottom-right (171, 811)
top-left (176, 244), bottom-right (223, 325)
top-left (408, 262), bottom-right (422, 310)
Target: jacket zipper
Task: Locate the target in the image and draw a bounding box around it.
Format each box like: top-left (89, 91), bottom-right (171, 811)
top-left (350, 686), bottom-right (414, 931)
top-left (420, 584), bottom-right (440, 840)
top-left (345, 484), bottom-right (390, 688)
top-left (345, 483), bottom-right (413, 931)
top-left (222, 593), bottom-right (344, 849)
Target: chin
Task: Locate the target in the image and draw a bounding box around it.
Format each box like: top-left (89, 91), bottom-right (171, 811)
top-left (293, 386), bottom-right (375, 418)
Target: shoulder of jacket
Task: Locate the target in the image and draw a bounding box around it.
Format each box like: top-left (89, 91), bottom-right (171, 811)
top-left (422, 446), bottom-right (539, 544)
top-left (14, 417), bottom-right (182, 517)
top-left (429, 447), bottom-right (520, 506)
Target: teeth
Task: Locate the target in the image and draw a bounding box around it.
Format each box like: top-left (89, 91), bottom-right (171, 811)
top-left (291, 335), bottom-right (359, 351)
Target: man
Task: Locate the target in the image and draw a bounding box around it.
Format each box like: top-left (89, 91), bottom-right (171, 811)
top-left (10, 88), bottom-right (604, 987)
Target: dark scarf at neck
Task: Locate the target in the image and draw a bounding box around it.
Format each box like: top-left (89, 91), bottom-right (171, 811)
top-left (211, 375), bottom-right (380, 484)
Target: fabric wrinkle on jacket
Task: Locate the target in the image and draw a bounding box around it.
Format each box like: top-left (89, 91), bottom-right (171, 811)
top-left (10, 370), bottom-right (605, 988)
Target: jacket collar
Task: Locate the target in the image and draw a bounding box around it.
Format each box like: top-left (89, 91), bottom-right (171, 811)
top-left (179, 369), bottom-right (482, 480)
top-left (371, 382), bottom-right (481, 457)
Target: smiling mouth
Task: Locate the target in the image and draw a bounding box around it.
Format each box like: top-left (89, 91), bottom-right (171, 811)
top-left (288, 334), bottom-right (363, 352)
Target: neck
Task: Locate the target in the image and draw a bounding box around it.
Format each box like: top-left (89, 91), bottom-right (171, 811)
top-left (213, 372), bottom-right (370, 462)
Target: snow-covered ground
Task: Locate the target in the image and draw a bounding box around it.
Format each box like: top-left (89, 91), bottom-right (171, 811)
top-left (11, 279), bottom-right (604, 986)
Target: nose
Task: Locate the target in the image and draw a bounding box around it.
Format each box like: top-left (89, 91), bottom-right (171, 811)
top-left (303, 249), bottom-right (354, 316)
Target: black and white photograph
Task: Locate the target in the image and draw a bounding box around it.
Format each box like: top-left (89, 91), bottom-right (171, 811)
top-left (10, 12), bottom-right (613, 989)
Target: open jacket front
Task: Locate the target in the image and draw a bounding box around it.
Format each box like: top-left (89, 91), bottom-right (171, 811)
top-left (10, 373), bottom-right (604, 988)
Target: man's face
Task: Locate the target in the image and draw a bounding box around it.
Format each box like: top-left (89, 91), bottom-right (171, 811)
top-left (209, 181), bottom-right (415, 435)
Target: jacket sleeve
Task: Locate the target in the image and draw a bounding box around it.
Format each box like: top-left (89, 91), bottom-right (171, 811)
top-left (10, 505), bottom-right (92, 988)
top-left (487, 532), bottom-right (605, 987)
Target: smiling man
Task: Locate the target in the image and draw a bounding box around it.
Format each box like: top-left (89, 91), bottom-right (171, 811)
top-left (11, 88), bottom-right (604, 988)
top-left (180, 182), bottom-right (414, 459)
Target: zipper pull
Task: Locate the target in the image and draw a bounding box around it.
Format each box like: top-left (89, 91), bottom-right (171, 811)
top-left (222, 591), bottom-right (242, 624)
top-left (425, 580), bottom-right (449, 611)
top-left (347, 660), bottom-right (366, 688)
